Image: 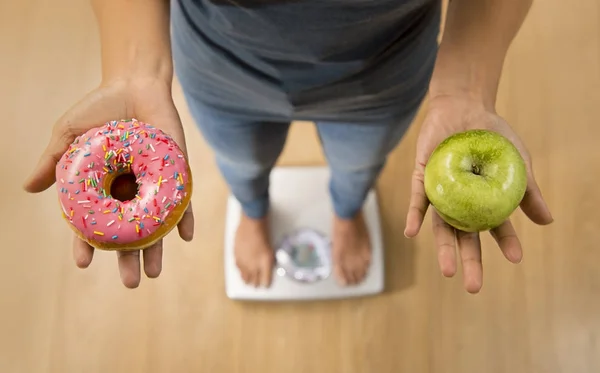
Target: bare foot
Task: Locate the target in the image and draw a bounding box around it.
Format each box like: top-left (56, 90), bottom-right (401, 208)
top-left (332, 211), bottom-right (372, 286)
top-left (234, 213), bottom-right (275, 287)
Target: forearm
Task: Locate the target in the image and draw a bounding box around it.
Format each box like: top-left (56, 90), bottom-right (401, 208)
top-left (429, 0), bottom-right (533, 109)
top-left (92, 0), bottom-right (173, 84)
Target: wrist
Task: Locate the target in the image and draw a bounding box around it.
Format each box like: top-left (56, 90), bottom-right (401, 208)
top-left (429, 53), bottom-right (499, 112)
top-left (100, 73), bottom-right (173, 96)
top-left (100, 49), bottom-right (173, 87)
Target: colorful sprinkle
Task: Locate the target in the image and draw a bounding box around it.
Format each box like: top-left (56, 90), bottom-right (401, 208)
top-left (55, 118), bottom-right (190, 246)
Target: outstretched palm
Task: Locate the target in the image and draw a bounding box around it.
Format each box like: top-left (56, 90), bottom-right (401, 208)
top-left (23, 78), bottom-right (194, 288)
top-left (404, 95), bottom-right (553, 293)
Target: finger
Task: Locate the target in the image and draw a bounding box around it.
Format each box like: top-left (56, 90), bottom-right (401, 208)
top-left (520, 175), bottom-right (553, 225)
top-left (117, 250), bottom-right (141, 289)
top-left (177, 202), bottom-right (195, 242)
top-left (404, 165), bottom-right (430, 238)
top-left (72, 235), bottom-right (94, 269)
top-left (142, 240), bottom-right (163, 278)
top-left (490, 220), bottom-right (522, 264)
top-left (456, 230), bottom-right (483, 294)
top-left (432, 211), bottom-right (457, 277)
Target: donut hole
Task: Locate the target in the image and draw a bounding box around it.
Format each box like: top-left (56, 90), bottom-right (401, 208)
top-left (110, 172), bottom-right (138, 202)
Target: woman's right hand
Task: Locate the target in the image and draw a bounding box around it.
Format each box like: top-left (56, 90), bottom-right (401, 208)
top-left (23, 77), bottom-right (195, 288)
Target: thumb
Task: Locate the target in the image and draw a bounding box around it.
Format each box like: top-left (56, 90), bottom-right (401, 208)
top-left (520, 174), bottom-right (553, 225)
top-left (512, 140), bottom-right (554, 226)
top-left (23, 124), bottom-right (78, 193)
top-left (23, 87), bottom-right (127, 193)
top-left (404, 163), bottom-right (430, 238)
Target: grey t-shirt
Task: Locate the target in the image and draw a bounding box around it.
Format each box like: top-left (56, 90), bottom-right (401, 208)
top-left (171, 0), bottom-right (441, 122)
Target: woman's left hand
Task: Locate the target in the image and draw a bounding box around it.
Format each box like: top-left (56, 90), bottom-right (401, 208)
top-left (404, 94), bottom-right (553, 294)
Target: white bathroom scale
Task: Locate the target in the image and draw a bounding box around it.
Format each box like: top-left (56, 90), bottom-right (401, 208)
top-left (224, 166), bottom-right (385, 301)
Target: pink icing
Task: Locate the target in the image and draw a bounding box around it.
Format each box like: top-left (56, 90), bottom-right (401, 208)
top-left (55, 118), bottom-right (191, 245)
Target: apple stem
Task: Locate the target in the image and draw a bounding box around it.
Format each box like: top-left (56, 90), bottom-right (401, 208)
top-left (472, 164), bottom-right (481, 175)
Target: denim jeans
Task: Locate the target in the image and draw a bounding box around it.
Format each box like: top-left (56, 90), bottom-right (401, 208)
top-left (180, 100), bottom-right (419, 219)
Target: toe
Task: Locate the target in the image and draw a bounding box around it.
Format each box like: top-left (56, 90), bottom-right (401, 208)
top-left (238, 264), bottom-right (251, 284)
top-left (353, 266), bottom-right (367, 284)
top-left (362, 250), bottom-right (372, 264)
top-left (252, 268), bottom-right (261, 287)
top-left (259, 258), bottom-right (273, 287)
top-left (245, 268), bottom-right (256, 287)
top-left (347, 267), bottom-right (359, 285)
top-left (334, 264), bottom-right (348, 286)
top-left (241, 272), bottom-right (251, 284)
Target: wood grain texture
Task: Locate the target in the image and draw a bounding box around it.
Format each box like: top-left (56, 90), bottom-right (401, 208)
top-left (1, 0), bottom-right (598, 372)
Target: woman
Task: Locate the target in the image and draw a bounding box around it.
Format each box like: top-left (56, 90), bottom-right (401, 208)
top-left (24, 0), bottom-right (553, 293)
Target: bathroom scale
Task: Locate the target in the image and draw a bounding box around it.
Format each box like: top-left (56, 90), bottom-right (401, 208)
top-left (224, 166), bottom-right (385, 301)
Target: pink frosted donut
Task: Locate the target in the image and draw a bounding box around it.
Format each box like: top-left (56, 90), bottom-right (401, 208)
top-left (55, 118), bottom-right (193, 251)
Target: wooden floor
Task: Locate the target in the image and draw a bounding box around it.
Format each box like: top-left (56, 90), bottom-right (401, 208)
top-left (1, 0), bottom-right (599, 372)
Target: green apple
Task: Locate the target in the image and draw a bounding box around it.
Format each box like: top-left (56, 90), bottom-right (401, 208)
top-left (424, 129), bottom-right (527, 232)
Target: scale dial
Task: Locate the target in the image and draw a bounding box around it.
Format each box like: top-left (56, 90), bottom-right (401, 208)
top-left (275, 228), bottom-right (332, 283)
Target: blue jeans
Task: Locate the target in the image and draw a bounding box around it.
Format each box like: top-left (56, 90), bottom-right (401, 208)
top-left (182, 101), bottom-right (418, 219)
